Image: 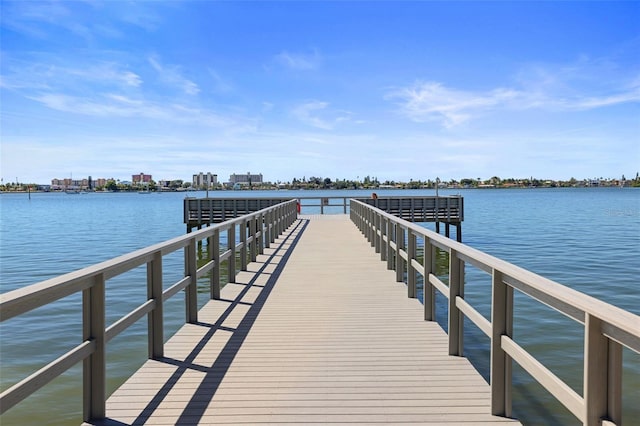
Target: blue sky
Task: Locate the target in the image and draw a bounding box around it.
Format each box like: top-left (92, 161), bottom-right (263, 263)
top-left (1, 1), bottom-right (639, 184)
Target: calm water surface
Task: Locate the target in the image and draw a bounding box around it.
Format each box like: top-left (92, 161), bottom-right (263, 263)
top-left (1, 188), bottom-right (638, 425)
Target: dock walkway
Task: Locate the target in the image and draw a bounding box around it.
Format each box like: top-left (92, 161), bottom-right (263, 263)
top-left (99, 216), bottom-right (521, 425)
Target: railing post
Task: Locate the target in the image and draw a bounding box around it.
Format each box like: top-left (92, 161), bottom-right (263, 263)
top-left (186, 238), bottom-right (198, 323)
top-left (386, 219), bottom-right (393, 270)
top-left (82, 274), bottom-right (106, 422)
top-left (380, 216), bottom-right (387, 262)
top-left (491, 270), bottom-right (513, 417)
top-left (264, 211), bottom-right (271, 249)
top-left (407, 231), bottom-right (416, 298)
top-left (147, 252), bottom-right (163, 359)
top-left (228, 225), bottom-right (236, 284)
top-left (258, 213), bottom-right (265, 254)
top-left (249, 216), bottom-right (257, 262)
top-left (240, 219), bottom-right (248, 271)
top-left (369, 211), bottom-right (376, 247)
top-left (608, 341), bottom-right (622, 425)
top-left (424, 238), bottom-right (435, 321)
top-left (210, 229), bottom-right (220, 299)
top-left (343, 197), bottom-right (347, 214)
top-left (395, 223), bottom-right (405, 283)
top-left (374, 213), bottom-right (381, 253)
top-left (584, 314), bottom-right (622, 425)
top-left (448, 249), bottom-right (464, 356)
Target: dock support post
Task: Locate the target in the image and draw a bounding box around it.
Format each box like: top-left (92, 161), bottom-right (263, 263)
top-left (456, 223), bottom-right (462, 242)
top-left (448, 249), bottom-right (464, 356)
top-left (82, 274), bottom-right (106, 422)
top-left (147, 252), bottom-right (164, 359)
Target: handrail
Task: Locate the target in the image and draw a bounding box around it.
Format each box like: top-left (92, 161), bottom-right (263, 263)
top-left (350, 199), bottom-right (639, 426)
top-left (0, 200), bottom-right (298, 422)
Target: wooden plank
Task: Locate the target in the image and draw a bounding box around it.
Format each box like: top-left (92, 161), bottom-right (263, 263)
top-left (101, 216), bottom-right (521, 425)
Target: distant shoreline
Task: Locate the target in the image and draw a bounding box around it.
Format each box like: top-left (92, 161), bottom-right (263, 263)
top-left (2, 185), bottom-right (636, 194)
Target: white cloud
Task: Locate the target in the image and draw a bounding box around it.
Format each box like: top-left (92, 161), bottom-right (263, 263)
top-left (386, 82), bottom-right (521, 128)
top-left (148, 56), bottom-right (200, 95)
top-left (387, 78), bottom-right (640, 128)
top-left (207, 68), bottom-right (233, 93)
top-left (28, 92), bottom-right (233, 128)
top-left (291, 101), bottom-right (351, 130)
top-left (0, 59), bottom-right (141, 91)
top-left (274, 50), bottom-right (321, 70)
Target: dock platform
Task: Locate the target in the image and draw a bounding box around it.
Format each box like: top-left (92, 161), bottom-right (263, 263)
top-left (98, 216), bottom-right (519, 425)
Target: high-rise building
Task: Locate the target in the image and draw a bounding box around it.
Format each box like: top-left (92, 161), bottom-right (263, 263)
top-left (229, 172), bottom-right (263, 185)
top-left (132, 173), bottom-right (152, 183)
top-left (193, 172), bottom-right (218, 189)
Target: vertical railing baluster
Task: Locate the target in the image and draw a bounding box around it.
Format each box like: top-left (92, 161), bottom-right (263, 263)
top-left (272, 208), bottom-right (277, 244)
top-left (491, 269), bottom-right (512, 417)
top-left (186, 238), bottom-right (198, 323)
top-left (240, 219), bottom-right (248, 271)
top-left (147, 252), bottom-right (163, 359)
top-left (258, 213), bottom-right (265, 254)
top-left (264, 211), bottom-right (270, 249)
top-left (584, 314), bottom-right (622, 425)
top-left (369, 210), bottom-right (376, 247)
top-left (448, 249), bottom-right (464, 356)
top-left (380, 216), bottom-right (387, 262)
top-left (249, 216), bottom-right (257, 262)
top-left (211, 229), bottom-right (220, 299)
top-left (386, 219), bottom-right (393, 270)
top-left (374, 213), bottom-right (381, 253)
top-left (407, 230), bottom-right (416, 298)
top-left (424, 237), bottom-right (435, 321)
top-left (396, 223), bottom-right (404, 283)
top-left (82, 274), bottom-right (106, 422)
top-left (608, 341), bottom-right (622, 425)
top-left (228, 225), bottom-right (236, 284)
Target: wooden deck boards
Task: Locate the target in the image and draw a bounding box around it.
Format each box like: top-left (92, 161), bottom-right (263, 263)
top-left (94, 216), bottom-right (521, 425)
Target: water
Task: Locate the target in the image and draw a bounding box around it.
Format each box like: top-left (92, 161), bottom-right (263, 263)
top-left (1, 188), bottom-right (638, 425)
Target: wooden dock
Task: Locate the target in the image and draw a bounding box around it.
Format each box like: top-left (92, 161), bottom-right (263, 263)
top-left (97, 216), bottom-right (520, 425)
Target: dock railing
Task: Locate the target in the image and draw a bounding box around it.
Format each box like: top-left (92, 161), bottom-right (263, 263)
top-left (0, 200), bottom-right (298, 423)
top-left (350, 199), bottom-right (639, 426)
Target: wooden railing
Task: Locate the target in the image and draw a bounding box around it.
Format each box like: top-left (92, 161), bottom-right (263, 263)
top-left (0, 200), bottom-right (298, 422)
top-left (184, 195), bottom-right (464, 228)
top-left (184, 196), bottom-right (352, 227)
top-left (350, 199), bottom-right (639, 426)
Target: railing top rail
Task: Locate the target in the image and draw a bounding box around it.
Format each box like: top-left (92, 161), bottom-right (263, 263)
top-left (0, 200), bottom-right (297, 323)
top-left (351, 199), bottom-right (640, 353)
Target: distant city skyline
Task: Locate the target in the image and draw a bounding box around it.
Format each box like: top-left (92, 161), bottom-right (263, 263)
top-left (1, 2), bottom-right (639, 184)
